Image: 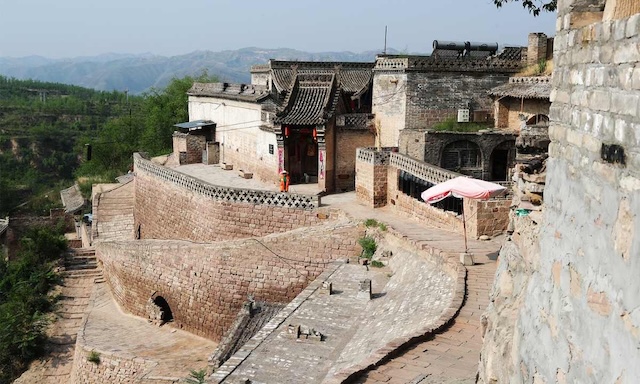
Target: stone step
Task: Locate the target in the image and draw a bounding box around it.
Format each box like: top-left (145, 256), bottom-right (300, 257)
top-left (64, 263), bottom-right (98, 271)
top-left (65, 258), bottom-right (97, 265)
top-left (67, 248), bottom-right (95, 257)
top-left (56, 312), bottom-right (85, 320)
top-left (62, 270), bottom-right (103, 278)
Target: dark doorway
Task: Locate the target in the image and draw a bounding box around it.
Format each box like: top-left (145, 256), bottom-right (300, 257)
top-left (285, 127), bottom-right (318, 184)
top-left (491, 149), bottom-right (509, 181)
top-left (153, 296), bottom-right (173, 323)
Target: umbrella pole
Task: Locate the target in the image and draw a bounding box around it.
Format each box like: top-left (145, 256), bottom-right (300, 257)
top-left (462, 200), bottom-right (468, 254)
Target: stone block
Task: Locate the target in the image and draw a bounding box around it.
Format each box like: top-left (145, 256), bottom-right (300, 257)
top-left (460, 253), bottom-right (474, 266)
top-left (614, 42), bottom-right (640, 64)
top-left (588, 90), bottom-right (611, 112)
top-left (569, 10), bottom-right (604, 29)
top-left (611, 92), bottom-right (639, 116)
top-left (357, 279), bottom-right (372, 300)
top-left (319, 281), bottom-right (333, 295)
top-left (222, 163), bottom-right (233, 170)
top-left (625, 14), bottom-right (640, 39)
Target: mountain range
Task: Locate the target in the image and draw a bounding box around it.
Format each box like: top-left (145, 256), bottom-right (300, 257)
top-left (0, 48), bottom-right (405, 94)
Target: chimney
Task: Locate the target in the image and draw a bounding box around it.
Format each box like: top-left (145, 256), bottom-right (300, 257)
top-left (528, 32), bottom-right (548, 66)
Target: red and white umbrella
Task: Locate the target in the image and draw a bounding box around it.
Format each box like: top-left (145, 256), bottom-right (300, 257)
top-left (421, 176), bottom-right (507, 253)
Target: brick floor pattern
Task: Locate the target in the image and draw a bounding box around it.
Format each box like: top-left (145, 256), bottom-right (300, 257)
top-left (351, 247), bottom-right (496, 384)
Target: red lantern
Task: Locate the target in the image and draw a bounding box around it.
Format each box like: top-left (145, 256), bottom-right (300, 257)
top-left (284, 126), bottom-right (290, 138)
top-left (312, 127), bottom-right (317, 140)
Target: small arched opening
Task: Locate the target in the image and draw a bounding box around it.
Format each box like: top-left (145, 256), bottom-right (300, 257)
top-left (526, 114), bottom-right (549, 126)
top-left (152, 296), bottom-right (173, 324)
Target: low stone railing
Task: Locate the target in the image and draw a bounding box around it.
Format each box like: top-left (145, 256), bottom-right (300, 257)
top-left (133, 153), bottom-right (320, 210)
top-left (374, 57), bottom-right (409, 70)
top-left (356, 147), bottom-right (396, 165)
top-left (390, 152), bottom-right (461, 184)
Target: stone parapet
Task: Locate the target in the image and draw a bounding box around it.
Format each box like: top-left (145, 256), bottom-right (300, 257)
top-left (134, 153), bottom-right (319, 210)
top-left (375, 56), bottom-right (522, 73)
top-left (390, 151), bottom-right (461, 184)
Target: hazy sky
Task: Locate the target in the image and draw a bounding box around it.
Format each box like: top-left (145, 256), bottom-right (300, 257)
top-left (0, 0), bottom-right (557, 58)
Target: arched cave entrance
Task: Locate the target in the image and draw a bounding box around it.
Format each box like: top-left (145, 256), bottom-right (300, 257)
top-left (441, 140), bottom-right (482, 176)
top-left (490, 140), bottom-right (516, 181)
top-left (152, 296), bottom-right (173, 324)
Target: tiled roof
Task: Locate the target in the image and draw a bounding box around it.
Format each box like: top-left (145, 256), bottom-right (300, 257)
top-left (272, 68), bottom-right (295, 93)
top-left (338, 69), bottom-right (373, 93)
top-left (263, 60), bottom-right (374, 95)
top-left (188, 83), bottom-right (271, 102)
top-left (274, 73), bottom-right (338, 125)
top-left (60, 184), bottom-right (84, 213)
top-left (489, 76), bottom-right (552, 99)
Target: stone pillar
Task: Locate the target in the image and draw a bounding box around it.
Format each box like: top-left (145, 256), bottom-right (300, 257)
top-left (527, 33), bottom-right (548, 66)
top-left (357, 279), bottom-right (372, 300)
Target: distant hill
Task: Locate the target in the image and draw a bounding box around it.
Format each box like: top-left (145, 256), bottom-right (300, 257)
top-left (0, 48), bottom-right (405, 94)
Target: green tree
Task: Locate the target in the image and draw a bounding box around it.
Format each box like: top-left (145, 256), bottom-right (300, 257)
top-left (0, 225), bottom-right (66, 383)
top-left (141, 72), bottom-right (218, 155)
top-left (493, 0), bottom-right (557, 16)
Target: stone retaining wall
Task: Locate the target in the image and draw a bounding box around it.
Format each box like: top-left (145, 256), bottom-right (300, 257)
top-left (479, 2), bottom-right (640, 383)
top-left (70, 344), bottom-right (160, 384)
top-left (96, 221), bottom-right (363, 341)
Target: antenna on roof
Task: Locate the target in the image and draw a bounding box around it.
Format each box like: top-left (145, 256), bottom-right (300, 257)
top-left (383, 26), bottom-right (388, 55)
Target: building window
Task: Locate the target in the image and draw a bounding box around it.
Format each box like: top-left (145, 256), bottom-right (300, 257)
top-left (398, 171), bottom-right (462, 215)
top-left (441, 140), bottom-right (481, 170)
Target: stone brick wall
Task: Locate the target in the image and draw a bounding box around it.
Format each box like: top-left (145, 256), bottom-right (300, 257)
top-left (464, 197), bottom-right (511, 238)
top-left (480, 3), bottom-right (640, 383)
top-left (96, 221), bottom-right (363, 341)
top-left (171, 132), bottom-right (206, 165)
top-left (70, 343), bottom-right (158, 384)
top-left (527, 32), bottom-right (549, 65)
top-left (404, 72), bottom-right (510, 130)
top-left (335, 129), bottom-right (375, 192)
top-left (355, 148), bottom-right (393, 207)
top-left (372, 72), bottom-right (408, 147)
top-left (133, 155), bottom-right (323, 242)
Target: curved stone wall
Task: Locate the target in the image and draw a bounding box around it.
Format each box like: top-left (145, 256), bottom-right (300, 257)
top-left (96, 221), bottom-right (363, 341)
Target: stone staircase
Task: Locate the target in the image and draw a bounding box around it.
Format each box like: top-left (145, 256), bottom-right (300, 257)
top-left (63, 247), bottom-right (104, 282)
top-left (14, 247), bottom-right (103, 384)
